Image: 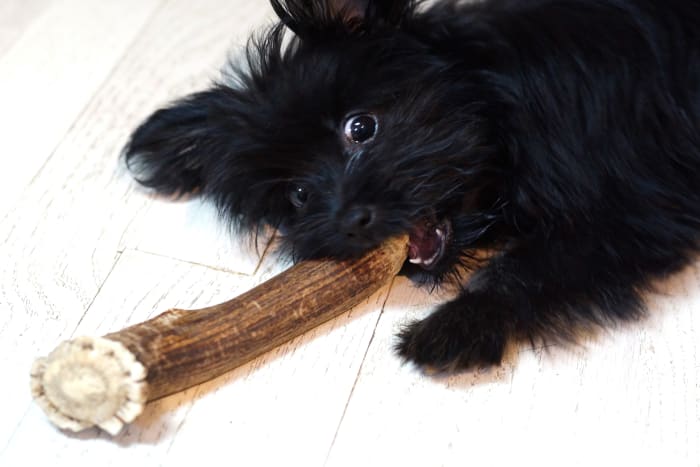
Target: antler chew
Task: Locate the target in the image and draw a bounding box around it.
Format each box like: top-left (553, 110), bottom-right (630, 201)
top-left (30, 235), bottom-right (408, 435)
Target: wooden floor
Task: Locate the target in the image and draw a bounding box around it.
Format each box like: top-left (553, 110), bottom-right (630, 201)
top-left (1, 1), bottom-right (698, 465)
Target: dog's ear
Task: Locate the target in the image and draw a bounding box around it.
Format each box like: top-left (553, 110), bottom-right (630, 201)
top-left (124, 84), bottom-right (295, 232)
top-left (270, 0), bottom-right (414, 36)
top-left (124, 87), bottom-right (237, 196)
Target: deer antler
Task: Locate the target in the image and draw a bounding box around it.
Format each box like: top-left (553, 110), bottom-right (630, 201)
top-left (30, 235), bottom-right (408, 435)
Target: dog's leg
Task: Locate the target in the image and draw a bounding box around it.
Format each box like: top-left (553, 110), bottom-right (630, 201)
top-left (395, 235), bottom-right (647, 372)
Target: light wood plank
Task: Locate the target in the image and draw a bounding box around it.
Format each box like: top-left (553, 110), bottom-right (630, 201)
top-left (0, 0), bottom-right (272, 451)
top-left (0, 0), bottom-right (164, 218)
top-left (0, 0), bottom-right (54, 58)
top-left (121, 198), bottom-right (267, 275)
top-left (2, 249), bottom-right (394, 467)
top-left (325, 269), bottom-right (700, 466)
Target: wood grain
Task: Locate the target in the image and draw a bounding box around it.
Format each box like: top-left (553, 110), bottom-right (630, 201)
top-left (0, 0), bottom-right (163, 219)
top-left (0, 0), bottom-right (54, 57)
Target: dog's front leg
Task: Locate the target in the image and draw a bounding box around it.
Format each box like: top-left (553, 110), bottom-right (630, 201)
top-left (395, 236), bottom-right (643, 372)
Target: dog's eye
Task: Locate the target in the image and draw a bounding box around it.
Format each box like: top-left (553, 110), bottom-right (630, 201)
top-left (288, 185), bottom-right (309, 208)
top-left (343, 114), bottom-right (378, 144)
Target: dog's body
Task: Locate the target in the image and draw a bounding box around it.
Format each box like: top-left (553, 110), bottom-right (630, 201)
top-left (125, 0), bottom-right (700, 371)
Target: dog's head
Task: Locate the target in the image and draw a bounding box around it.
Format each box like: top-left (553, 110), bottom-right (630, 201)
top-left (125, 0), bottom-right (502, 278)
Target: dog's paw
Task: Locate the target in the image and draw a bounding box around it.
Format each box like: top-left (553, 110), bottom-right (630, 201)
top-left (395, 303), bottom-right (507, 373)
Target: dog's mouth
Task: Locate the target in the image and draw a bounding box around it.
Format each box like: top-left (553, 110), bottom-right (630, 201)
top-left (407, 218), bottom-right (452, 270)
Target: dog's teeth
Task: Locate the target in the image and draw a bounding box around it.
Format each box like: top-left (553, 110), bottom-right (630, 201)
top-left (409, 257), bottom-right (423, 265)
top-left (425, 250), bottom-right (441, 266)
top-left (435, 228), bottom-right (443, 237)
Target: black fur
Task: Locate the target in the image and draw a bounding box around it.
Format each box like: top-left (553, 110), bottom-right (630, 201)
top-left (124, 0), bottom-right (700, 372)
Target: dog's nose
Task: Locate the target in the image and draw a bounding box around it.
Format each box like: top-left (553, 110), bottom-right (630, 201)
top-left (339, 205), bottom-right (377, 237)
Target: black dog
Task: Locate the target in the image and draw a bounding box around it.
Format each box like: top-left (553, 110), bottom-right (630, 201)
top-left (124, 0), bottom-right (700, 372)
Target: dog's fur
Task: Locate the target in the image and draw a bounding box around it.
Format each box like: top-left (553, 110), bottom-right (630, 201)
top-left (124, 0), bottom-right (700, 372)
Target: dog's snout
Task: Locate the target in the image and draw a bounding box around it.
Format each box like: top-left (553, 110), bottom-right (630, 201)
top-left (339, 205), bottom-right (377, 237)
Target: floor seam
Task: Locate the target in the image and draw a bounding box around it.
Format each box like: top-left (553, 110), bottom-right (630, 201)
top-left (323, 276), bottom-right (397, 466)
top-left (126, 247), bottom-right (259, 277)
top-left (70, 251), bottom-right (124, 338)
